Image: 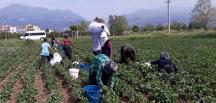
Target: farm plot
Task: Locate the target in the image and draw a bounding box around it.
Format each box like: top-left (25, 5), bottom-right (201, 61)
top-left (0, 32), bottom-right (216, 103)
top-left (72, 34), bottom-right (216, 103)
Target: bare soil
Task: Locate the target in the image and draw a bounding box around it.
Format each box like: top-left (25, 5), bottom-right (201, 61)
top-left (55, 71), bottom-right (73, 103)
top-left (35, 70), bottom-right (48, 103)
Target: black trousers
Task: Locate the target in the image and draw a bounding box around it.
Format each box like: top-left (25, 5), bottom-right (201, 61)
top-left (63, 45), bottom-right (72, 60)
top-left (39, 55), bottom-right (51, 68)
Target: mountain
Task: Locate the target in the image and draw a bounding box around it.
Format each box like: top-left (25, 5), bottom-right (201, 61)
top-left (125, 7), bottom-right (191, 26)
top-left (0, 4), bottom-right (84, 30)
top-left (0, 4), bottom-right (192, 29)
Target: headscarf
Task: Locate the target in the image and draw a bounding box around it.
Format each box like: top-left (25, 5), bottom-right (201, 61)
top-left (160, 52), bottom-right (170, 60)
top-left (100, 31), bottom-right (109, 46)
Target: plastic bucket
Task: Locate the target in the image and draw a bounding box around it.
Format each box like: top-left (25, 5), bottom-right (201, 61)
top-left (78, 63), bottom-right (90, 71)
top-left (56, 44), bottom-right (63, 49)
top-left (83, 85), bottom-right (100, 103)
top-left (69, 68), bottom-right (80, 79)
top-left (53, 53), bottom-right (62, 62)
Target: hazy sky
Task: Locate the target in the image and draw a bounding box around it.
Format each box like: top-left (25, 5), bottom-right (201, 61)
top-left (0, 0), bottom-right (215, 20)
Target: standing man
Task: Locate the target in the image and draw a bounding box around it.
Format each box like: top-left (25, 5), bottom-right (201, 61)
top-left (88, 17), bottom-right (110, 56)
top-left (39, 38), bottom-right (54, 69)
top-left (51, 32), bottom-right (56, 47)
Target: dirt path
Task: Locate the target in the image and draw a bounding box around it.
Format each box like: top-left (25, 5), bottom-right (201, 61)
top-left (5, 80), bottom-right (22, 103)
top-left (35, 70), bottom-right (48, 103)
top-left (55, 72), bottom-right (73, 103)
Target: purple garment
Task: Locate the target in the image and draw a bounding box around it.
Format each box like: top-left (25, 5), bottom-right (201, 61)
top-left (151, 59), bottom-right (171, 70)
top-left (101, 39), bottom-right (112, 59)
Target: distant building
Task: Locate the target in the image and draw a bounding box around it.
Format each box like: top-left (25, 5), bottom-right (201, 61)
top-left (26, 24), bottom-right (41, 31)
top-left (123, 31), bottom-right (133, 36)
top-left (0, 25), bottom-right (17, 33)
top-left (0, 24), bottom-right (42, 34)
top-left (0, 25), bottom-right (4, 32)
top-left (17, 24), bottom-right (41, 34)
top-left (17, 26), bottom-right (27, 34)
top-left (48, 29), bottom-right (54, 33)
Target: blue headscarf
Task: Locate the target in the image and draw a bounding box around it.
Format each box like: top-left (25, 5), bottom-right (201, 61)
top-left (160, 52), bottom-right (170, 60)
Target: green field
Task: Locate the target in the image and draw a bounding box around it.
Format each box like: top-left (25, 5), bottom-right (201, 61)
top-left (0, 31), bottom-right (216, 103)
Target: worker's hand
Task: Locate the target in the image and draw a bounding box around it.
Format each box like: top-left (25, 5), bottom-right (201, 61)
top-left (102, 86), bottom-right (108, 91)
top-left (109, 86), bottom-right (114, 91)
top-left (51, 50), bottom-right (55, 54)
top-left (54, 48), bottom-right (57, 51)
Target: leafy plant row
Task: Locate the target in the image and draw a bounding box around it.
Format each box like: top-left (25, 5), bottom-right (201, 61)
top-left (0, 48), bottom-right (32, 81)
top-left (42, 64), bottom-right (62, 103)
top-left (16, 52), bottom-right (38, 103)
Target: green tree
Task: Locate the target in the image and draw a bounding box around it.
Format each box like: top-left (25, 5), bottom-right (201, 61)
top-left (170, 22), bottom-right (182, 31)
top-left (70, 25), bottom-right (80, 31)
top-left (181, 24), bottom-right (188, 30)
top-left (191, 0), bottom-right (216, 29)
top-left (132, 25), bottom-right (139, 32)
top-left (188, 22), bottom-right (193, 29)
top-left (69, 20), bottom-right (89, 36)
top-left (143, 24), bottom-right (155, 31)
top-left (45, 28), bottom-right (49, 33)
top-left (79, 20), bottom-right (88, 31)
top-left (69, 25), bottom-right (81, 37)
top-left (108, 15), bottom-right (128, 35)
top-left (156, 24), bottom-right (164, 31)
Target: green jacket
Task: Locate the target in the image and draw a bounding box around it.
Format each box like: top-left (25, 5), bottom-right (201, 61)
top-left (89, 54), bottom-right (116, 88)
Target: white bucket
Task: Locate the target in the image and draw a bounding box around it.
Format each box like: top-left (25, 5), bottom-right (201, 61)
top-left (50, 52), bottom-right (62, 66)
top-left (69, 68), bottom-right (80, 79)
top-left (53, 53), bottom-right (62, 62)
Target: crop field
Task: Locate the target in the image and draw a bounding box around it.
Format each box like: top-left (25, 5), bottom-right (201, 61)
top-left (0, 31), bottom-right (216, 103)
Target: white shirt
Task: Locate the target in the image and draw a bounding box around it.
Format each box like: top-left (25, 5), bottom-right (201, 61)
top-left (88, 22), bottom-right (110, 51)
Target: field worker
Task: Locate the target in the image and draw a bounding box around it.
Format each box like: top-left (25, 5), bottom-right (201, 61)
top-left (51, 32), bottom-right (56, 47)
top-left (39, 38), bottom-right (54, 69)
top-left (150, 52), bottom-right (177, 73)
top-left (61, 34), bottom-right (73, 61)
top-left (51, 33), bottom-right (62, 50)
top-left (100, 26), bottom-right (112, 59)
top-left (88, 17), bottom-right (110, 56)
top-left (120, 43), bottom-right (136, 64)
top-left (89, 54), bottom-right (117, 89)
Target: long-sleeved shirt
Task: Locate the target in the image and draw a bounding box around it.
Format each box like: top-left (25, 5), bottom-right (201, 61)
top-left (101, 39), bottom-right (112, 59)
top-left (89, 54), bottom-right (116, 88)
